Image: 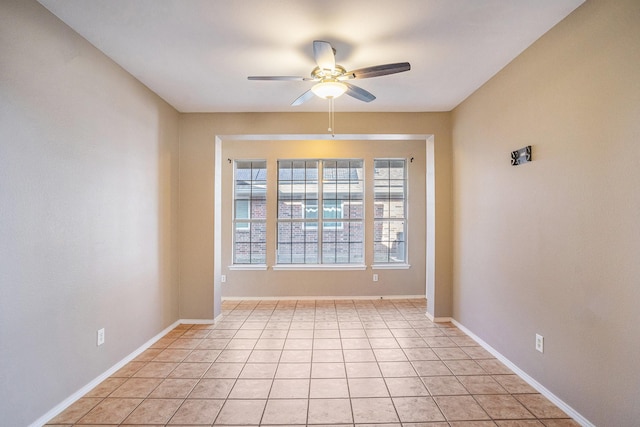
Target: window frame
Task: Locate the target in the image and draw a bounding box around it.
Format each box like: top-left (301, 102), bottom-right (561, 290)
top-left (275, 159), bottom-right (365, 268)
top-left (372, 158), bottom-right (410, 268)
top-left (232, 160), bottom-right (267, 266)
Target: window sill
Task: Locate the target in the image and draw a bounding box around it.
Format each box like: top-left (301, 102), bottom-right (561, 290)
top-left (371, 264), bottom-right (411, 270)
top-left (273, 264), bottom-right (367, 271)
top-left (228, 264), bottom-right (268, 271)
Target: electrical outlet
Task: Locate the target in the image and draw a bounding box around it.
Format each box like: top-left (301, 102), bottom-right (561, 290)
top-left (373, 274), bottom-right (379, 282)
top-left (221, 275), bottom-right (227, 283)
top-left (535, 333), bottom-right (544, 353)
top-left (97, 328), bottom-right (105, 346)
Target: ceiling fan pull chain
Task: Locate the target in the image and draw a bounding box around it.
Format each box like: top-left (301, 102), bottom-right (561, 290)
top-left (329, 97), bottom-right (335, 138)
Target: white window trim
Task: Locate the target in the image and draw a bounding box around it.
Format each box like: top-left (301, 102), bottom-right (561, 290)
top-left (228, 264), bottom-right (268, 271)
top-left (273, 264), bottom-right (367, 271)
top-left (371, 263), bottom-right (411, 270)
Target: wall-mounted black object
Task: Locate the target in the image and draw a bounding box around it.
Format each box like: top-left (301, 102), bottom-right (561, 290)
top-left (511, 145), bottom-right (532, 166)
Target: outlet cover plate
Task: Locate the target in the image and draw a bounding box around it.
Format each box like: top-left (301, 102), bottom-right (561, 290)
top-left (535, 333), bottom-right (544, 353)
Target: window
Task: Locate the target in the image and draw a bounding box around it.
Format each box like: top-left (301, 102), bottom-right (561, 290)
top-left (233, 160), bottom-right (267, 264)
top-left (277, 159), bottom-right (364, 265)
top-left (374, 159), bottom-right (407, 264)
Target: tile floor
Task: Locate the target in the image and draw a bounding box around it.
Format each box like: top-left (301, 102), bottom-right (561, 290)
top-left (46, 299), bottom-right (579, 426)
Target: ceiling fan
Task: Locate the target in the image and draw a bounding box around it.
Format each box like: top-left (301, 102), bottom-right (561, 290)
top-left (248, 40), bottom-right (411, 106)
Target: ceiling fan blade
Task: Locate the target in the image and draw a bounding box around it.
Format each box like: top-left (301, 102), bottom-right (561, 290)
top-left (248, 76), bottom-right (308, 81)
top-left (313, 40), bottom-right (335, 71)
top-left (291, 89), bottom-right (315, 106)
top-left (347, 62), bottom-right (411, 79)
top-left (344, 82), bottom-right (376, 103)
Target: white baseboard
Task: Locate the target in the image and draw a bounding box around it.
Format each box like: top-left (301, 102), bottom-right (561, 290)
top-left (30, 320), bottom-right (181, 427)
top-left (450, 319), bottom-right (594, 427)
top-left (222, 294), bottom-right (426, 301)
top-left (425, 312), bottom-right (452, 323)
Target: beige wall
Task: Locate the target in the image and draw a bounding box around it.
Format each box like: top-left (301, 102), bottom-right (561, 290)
top-left (0, 1), bottom-right (180, 425)
top-left (452, 0), bottom-right (640, 425)
top-left (178, 113), bottom-right (453, 318)
top-left (220, 138), bottom-right (426, 298)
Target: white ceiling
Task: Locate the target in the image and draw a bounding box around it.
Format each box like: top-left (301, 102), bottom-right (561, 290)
top-left (38, 0), bottom-right (584, 113)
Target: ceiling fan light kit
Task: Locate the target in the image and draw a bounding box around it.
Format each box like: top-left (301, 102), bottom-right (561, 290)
top-left (311, 81), bottom-right (347, 99)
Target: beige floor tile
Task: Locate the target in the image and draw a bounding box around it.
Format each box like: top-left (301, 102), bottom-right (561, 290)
top-left (240, 362), bottom-right (277, 378)
top-left (45, 302), bottom-right (579, 427)
top-left (228, 378), bottom-right (272, 399)
top-left (369, 338), bottom-right (400, 349)
top-left (216, 349), bottom-right (251, 363)
top-left (315, 329), bottom-right (341, 338)
top-left (422, 376), bottom-right (469, 396)
top-left (477, 359), bottom-right (514, 375)
top-left (123, 398), bottom-right (182, 424)
top-left (345, 362), bottom-right (382, 377)
top-left (247, 349), bottom-right (281, 363)
top-left (433, 347), bottom-right (471, 360)
top-left (458, 375), bottom-right (508, 394)
top-left (85, 377), bottom-right (127, 398)
top-left (515, 394), bottom-right (569, 418)
top-left (214, 399), bottom-right (266, 425)
top-left (313, 349), bottom-right (344, 362)
top-left (149, 378), bottom-right (198, 398)
top-left (314, 338), bottom-right (343, 349)
top-left (168, 362), bottom-right (211, 379)
top-left (384, 376), bottom-right (430, 396)
top-left (46, 397), bottom-right (103, 424)
top-left (390, 328), bottom-right (420, 338)
top-left (255, 338), bottom-right (286, 349)
top-left (352, 397), bottom-right (399, 423)
top-left (493, 375), bottom-right (538, 394)
top-left (133, 362), bottom-right (179, 378)
top-left (307, 398), bottom-right (353, 424)
top-left (168, 338), bottom-right (203, 350)
top-left (312, 362), bottom-right (347, 378)
top-left (226, 338), bottom-right (258, 349)
top-left (275, 362), bottom-right (311, 378)
top-left (110, 378), bottom-right (163, 398)
top-left (495, 421), bottom-right (543, 426)
top-left (475, 394), bottom-right (536, 419)
top-left (310, 378), bottom-right (349, 398)
top-left (450, 421), bottom-right (499, 426)
top-left (342, 338), bottom-right (371, 349)
top-left (461, 346), bottom-right (495, 359)
top-left (444, 360), bottom-right (487, 376)
top-left (280, 349), bottom-right (312, 363)
top-left (434, 395), bottom-right (490, 421)
top-left (340, 329), bottom-right (367, 338)
top-left (393, 396), bottom-right (446, 423)
top-left (183, 349), bottom-right (222, 363)
top-left (260, 330), bottom-right (288, 339)
top-left (169, 399), bottom-right (224, 424)
top-left (287, 329), bottom-right (314, 339)
top-left (343, 349), bottom-right (376, 362)
top-left (203, 362), bottom-right (244, 378)
top-left (348, 377), bottom-right (390, 397)
top-left (196, 338), bottom-right (230, 350)
top-left (412, 360), bottom-right (453, 376)
top-left (233, 329), bottom-right (263, 339)
top-left (189, 378), bottom-right (235, 398)
top-left (153, 349), bottom-right (192, 362)
top-left (77, 398), bottom-right (142, 424)
top-left (378, 361), bottom-right (417, 377)
top-left (269, 378), bottom-right (310, 398)
top-left (261, 399), bottom-right (308, 424)
top-left (540, 419), bottom-right (581, 426)
top-left (284, 338), bottom-right (314, 350)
